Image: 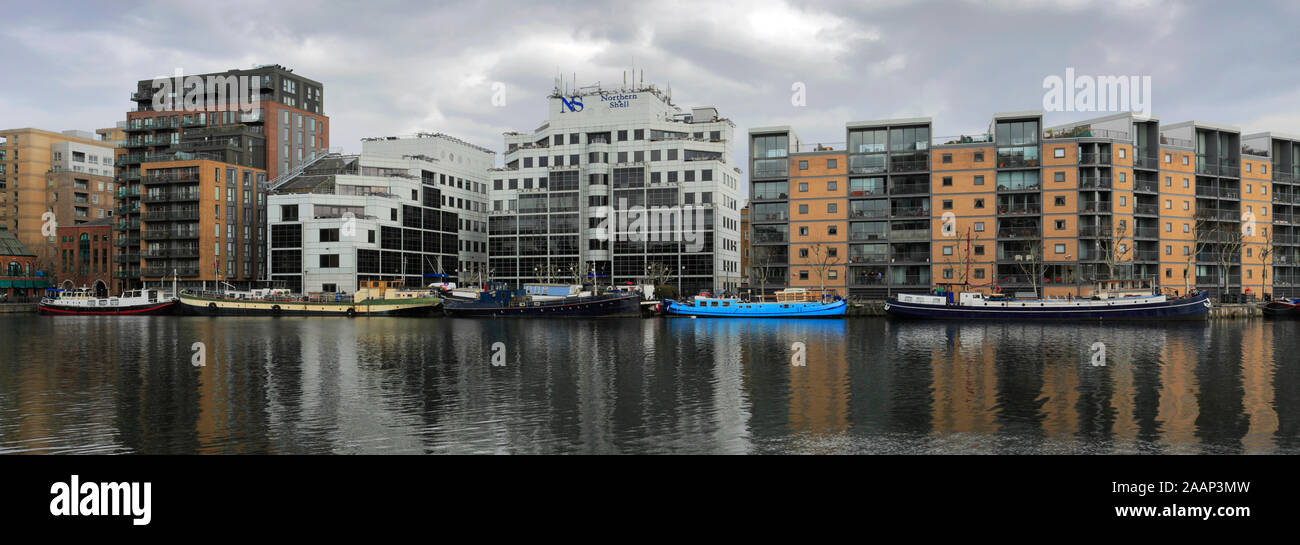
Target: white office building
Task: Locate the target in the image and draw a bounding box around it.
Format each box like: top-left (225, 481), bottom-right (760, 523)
top-left (488, 82), bottom-right (743, 294)
top-left (361, 133), bottom-right (494, 279)
top-left (266, 153), bottom-right (464, 294)
top-left (51, 140), bottom-right (116, 177)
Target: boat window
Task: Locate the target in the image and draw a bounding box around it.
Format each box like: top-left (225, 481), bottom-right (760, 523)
top-left (721, 302), bottom-right (729, 307)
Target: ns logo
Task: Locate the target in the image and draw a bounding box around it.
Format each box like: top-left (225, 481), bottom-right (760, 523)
top-left (559, 95), bottom-right (583, 113)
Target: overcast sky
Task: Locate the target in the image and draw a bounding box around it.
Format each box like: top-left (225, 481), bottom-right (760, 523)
top-left (4, 0), bottom-right (1299, 195)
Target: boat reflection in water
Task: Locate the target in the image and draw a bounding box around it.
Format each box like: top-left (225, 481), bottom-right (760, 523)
top-left (1, 315), bottom-right (1296, 454)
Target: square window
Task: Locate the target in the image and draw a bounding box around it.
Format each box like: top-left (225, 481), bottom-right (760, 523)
top-left (942, 199), bottom-right (953, 210)
top-left (799, 182), bottom-right (809, 192)
top-left (798, 204), bottom-right (809, 214)
top-left (974, 175), bottom-right (985, 186)
top-left (1055, 244), bottom-right (1066, 254)
top-left (942, 153), bottom-right (953, 164)
top-left (827, 159), bottom-right (837, 169)
top-left (1055, 196), bottom-right (1066, 206)
top-left (1054, 147), bottom-right (1065, 158)
top-left (974, 198), bottom-right (984, 209)
top-left (974, 151), bottom-right (984, 162)
top-left (943, 176), bottom-right (953, 186)
top-left (1055, 220), bottom-right (1066, 230)
top-left (799, 160), bottom-right (809, 170)
top-left (1054, 171), bottom-right (1065, 182)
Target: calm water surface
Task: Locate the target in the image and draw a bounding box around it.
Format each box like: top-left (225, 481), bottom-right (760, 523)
top-left (1, 315), bottom-right (1297, 454)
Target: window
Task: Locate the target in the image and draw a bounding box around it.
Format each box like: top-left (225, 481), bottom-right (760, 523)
top-left (319, 254), bottom-right (339, 268)
top-left (1055, 244), bottom-right (1066, 254)
top-left (828, 225), bottom-right (838, 235)
top-left (799, 270), bottom-right (809, 280)
top-left (799, 248), bottom-right (809, 258)
top-left (943, 176), bottom-right (953, 187)
top-left (942, 153), bottom-right (952, 164)
top-left (799, 226), bottom-right (809, 236)
top-left (827, 181), bottom-right (838, 191)
top-left (942, 199), bottom-right (953, 210)
top-left (827, 203), bottom-right (838, 213)
top-left (1054, 171), bottom-right (1065, 182)
top-left (320, 228), bottom-right (339, 242)
top-left (1055, 220), bottom-right (1066, 230)
top-left (1118, 148), bottom-right (1126, 158)
top-left (281, 204), bottom-right (298, 221)
top-left (942, 245), bottom-right (954, 256)
top-left (974, 151), bottom-right (984, 162)
top-left (973, 221), bottom-right (985, 232)
top-left (1054, 147), bottom-right (1065, 158)
top-left (1164, 153), bottom-right (1171, 163)
top-left (798, 182), bottom-right (809, 192)
top-left (1055, 196), bottom-right (1066, 206)
top-left (974, 198), bottom-right (985, 209)
top-left (974, 175), bottom-right (985, 186)
top-left (973, 268), bottom-right (985, 279)
top-left (827, 159), bottom-right (837, 169)
top-left (1182, 155), bottom-right (1189, 165)
top-left (799, 160), bottom-right (809, 170)
top-left (798, 204), bottom-right (809, 214)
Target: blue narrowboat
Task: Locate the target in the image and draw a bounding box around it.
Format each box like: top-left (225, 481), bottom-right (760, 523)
top-left (665, 289), bottom-right (847, 318)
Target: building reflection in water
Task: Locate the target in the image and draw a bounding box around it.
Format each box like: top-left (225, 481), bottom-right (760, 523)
top-left (1, 315), bottom-right (1297, 454)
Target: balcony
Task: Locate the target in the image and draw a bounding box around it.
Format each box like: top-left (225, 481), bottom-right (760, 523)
top-left (849, 209), bottom-right (890, 219)
top-left (753, 232), bottom-right (788, 244)
top-left (1134, 227), bottom-right (1159, 239)
top-left (751, 191), bottom-right (789, 201)
top-left (889, 159), bottom-right (929, 173)
top-left (1078, 176), bottom-right (1113, 189)
top-left (848, 254), bottom-right (889, 264)
top-left (1079, 201), bottom-right (1112, 213)
top-left (114, 237), bottom-right (141, 248)
top-left (752, 212), bottom-right (789, 222)
top-left (114, 270), bottom-right (141, 279)
top-left (1079, 152), bottom-right (1113, 165)
top-left (168, 247), bottom-right (200, 258)
top-left (142, 230), bottom-right (171, 241)
top-left (890, 251), bottom-right (931, 263)
top-left (997, 205), bottom-right (1041, 215)
top-left (890, 229), bottom-right (931, 241)
top-left (751, 168), bottom-right (788, 179)
top-left (1134, 181), bottom-right (1158, 193)
top-left (1134, 203), bottom-right (1159, 216)
top-left (849, 231), bottom-right (888, 242)
top-left (1133, 155), bottom-right (1159, 169)
top-left (890, 183), bottom-right (930, 195)
top-left (997, 228), bottom-right (1040, 239)
top-left (997, 157), bottom-right (1041, 169)
top-left (1134, 250), bottom-right (1160, 262)
top-left (997, 182), bottom-right (1041, 192)
top-left (891, 207), bottom-right (930, 218)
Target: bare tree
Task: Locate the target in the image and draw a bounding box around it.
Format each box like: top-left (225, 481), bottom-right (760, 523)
top-left (941, 229), bottom-right (980, 287)
top-left (645, 261), bottom-right (672, 286)
top-left (1211, 221), bottom-right (1245, 297)
top-left (747, 245), bottom-right (777, 299)
top-left (1185, 212), bottom-right (1215, 295)
top-left (1012, 237), bottom-right (1045, 296)
top-left (807, 243), bottom-right (842, 295)
top-left (1099, 221), bottom-right (1133, 282)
